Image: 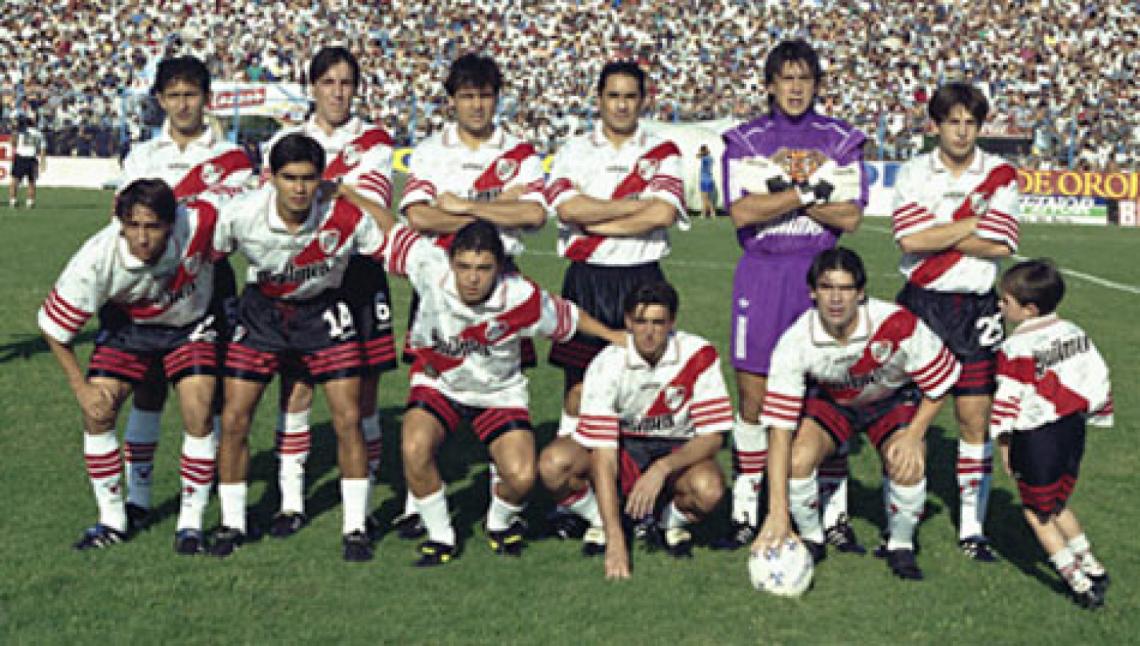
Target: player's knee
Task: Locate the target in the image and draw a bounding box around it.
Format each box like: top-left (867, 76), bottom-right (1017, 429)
top-left (220, 408), bottom-right (252, 439)
top-left (1023, 507), bottom-right (1054, 526)
top-left (538, 444), bottom-right (573, 488)
top-left (498, 456), bottom-right (536, 495)
top-left (686, 468), bottom-right (725, 515)
top-left (401, 426), bottom-right (435, 468)
top-left (329, 408), bottom-right (361, 439)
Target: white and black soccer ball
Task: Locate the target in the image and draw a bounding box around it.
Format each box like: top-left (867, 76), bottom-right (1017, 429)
top-left (748, 537), bottom-right (814, 597)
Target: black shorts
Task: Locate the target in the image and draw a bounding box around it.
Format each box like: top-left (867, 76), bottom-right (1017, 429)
top-left (407, 385), bottom-right (532, 445)
top-left (12, 155), bottom-right (38, 181)
top-left (549, 260), bottom-right (664, 377)
top-left (88, 314), bottom-right (220, 384)
top-left (1010, 414), bottom-right (1086, 515)
top-left (896, 283), bottom-right (1000, 395)
top-left (617, 437), bottom-right (685, 498)
top-left (342, 256), bottom-right (398, 374)
top-left (225, 287), bottom-right (362, 384)
top-left (804, 386), bottom-right (921, 451)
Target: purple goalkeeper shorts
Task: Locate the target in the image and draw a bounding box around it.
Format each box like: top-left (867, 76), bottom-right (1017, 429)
top-left (730, 252), bottom-right (815, 374)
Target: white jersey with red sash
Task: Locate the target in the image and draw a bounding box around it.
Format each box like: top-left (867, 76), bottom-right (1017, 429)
top-left (39, 199), bottom-right (222, 343)
top-left (545, 123), bottom-right (687, 266)
top-left (573, 330), bottom-right (733, 450)
top-left (264, 116), bottom-right (394, 209)
top-left (122, 124), bottom-right (253, 200)
top-left (398, 124), bottom-right (546, 256)
top-left (761, 298), bottom-right (961, 430)
top-left (212, 186), bottom-right (385, 300)
top-left (382, 224), bottom-right (578, 408)
top-left (892, 149), bottom-right (1020, 294)
top-left (990, 314), bottom-right (1114, 439)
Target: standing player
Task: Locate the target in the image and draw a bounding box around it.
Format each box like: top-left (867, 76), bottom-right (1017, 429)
top-left (39, 179), bottom-right (225, 554)
top-left (991, 260), bottom-right (1113, 608)
top-left (752, 248), bottom-right (960, 581)
top-left (345, 185), bottom-right (623, 566)
top-left (542, 61), bottom-right (687, 536)
top-left (116, 55), bottom-right (253, 528)
top-left (260, 47), bottom-right (398, 538)
top-left (397, 52), bottom-right (547, 538)
top-left (209, 134), bottom-right (383, 561)
top-left (8, 115), bottom-right (46, 208)
top-left (549, 281), bottom-right (732, 578)
top-left (718, 39), bottom-right (867, 550)
top-left (891, 82), bottom-right (1020, 561)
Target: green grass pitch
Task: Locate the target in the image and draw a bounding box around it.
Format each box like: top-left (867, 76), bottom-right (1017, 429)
top-left (1, 187), bottom-right (1138, 643)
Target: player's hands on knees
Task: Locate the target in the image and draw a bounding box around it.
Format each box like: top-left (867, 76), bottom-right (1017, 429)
top-left (604, 544), bottom-right (631, 580)
top-left (625, 464), bottom-right (667, 520)
top-left (886, 431), bottom-right (925, 483)
top-left (752, 512), bottom-right (794, 553)
top-left (77, 382), bottom-right (116, 423)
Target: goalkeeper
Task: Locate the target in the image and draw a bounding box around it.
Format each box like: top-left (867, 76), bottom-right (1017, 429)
top-left (715, 39), bottom-right (868, 551)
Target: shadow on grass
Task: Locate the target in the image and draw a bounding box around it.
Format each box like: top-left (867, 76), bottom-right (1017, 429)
top-left (0, 332), bottom-right (98, 363)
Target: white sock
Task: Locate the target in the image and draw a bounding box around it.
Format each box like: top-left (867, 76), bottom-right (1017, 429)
top-left (341, 478), bottom-right (370, 534)
top-left (486, 491), bottom-right (524, 532)
top-left (177, 433), bottom-right (217, 531)
top-left (819, 453), bottom-right (849, 529)
top-left (731, 416), bottom-right (767, 525)
top-left (124, 408), bottom-right (161, 509)
top-left (957, 440), bottom-right (993, 539)
top-left (413, 487), bottom-right (455, 546)
top-left (362, 412), bottom-right (382, 479)
top-left (1050, 546), bottom-right (1092, 593)
top-left (84, 432), bottom-right (126, 532)
top-left (788, 474), bottom-right (824, 544)
top-left (1069, 533), bottom-right (1106, 577)
top-left (661, 501), bottom-right (689, 530)
top-left (557, 409), bottom-right (578, 438)
top-left (567, 486), bottom-right (602, 527)
top-left (218, 482), bottom-right (248, 533)
top-left (404, 491), bottom-right (418, 517)
top-left (886, 478), bottom-right (926, 550)
top-left (277, 410), bottom-right (311, 514)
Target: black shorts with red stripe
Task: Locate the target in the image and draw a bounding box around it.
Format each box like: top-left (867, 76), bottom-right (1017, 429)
top-left (1010, 413), bottom-right (1086, 516)
top-left (617, 436), bottom-right (685, 498)
top-left (549, 260), bottom-right (664, 379)
top-left (804, 386), bottom-right (921, 451)
top-left (896, 283), bottom-right (999, 396)
top-left (406, 385), bottom-right (532, 445)
top-left (343, 256), bottom-right (398, 375)
top-left (87, 314), bottom-right (220, 384)
top-left (225, 287), bottom-right (362, 384)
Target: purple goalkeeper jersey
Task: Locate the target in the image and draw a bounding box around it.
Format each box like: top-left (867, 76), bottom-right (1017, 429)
top-left (721, 108), bottom-right (868, 256)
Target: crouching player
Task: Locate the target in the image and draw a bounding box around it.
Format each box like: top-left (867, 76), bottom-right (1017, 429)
top-left (340, 184), bottom-right (623, 566)
top-left (210, 134), bottom-right (383, 561)
top-left (39, 179), bottom-right (223, 554)
top-left (752, 248), bottom-right (960, 581)
top-left (991, 260), bottom-right (1113, 608)
top-left (561, 281), bottom-right (732, 579)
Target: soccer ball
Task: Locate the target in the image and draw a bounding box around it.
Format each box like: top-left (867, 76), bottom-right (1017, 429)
top-left (748, 537), bottom-right (814, 597)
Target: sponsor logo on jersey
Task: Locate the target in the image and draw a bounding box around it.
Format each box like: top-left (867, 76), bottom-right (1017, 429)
top-left (623, 413), bottom-right (677, 434)
top-left (771, 149), bottom-right (827, 183)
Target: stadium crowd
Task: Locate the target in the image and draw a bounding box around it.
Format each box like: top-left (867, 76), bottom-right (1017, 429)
top-left (2, 0), bottom-right (1139, 168)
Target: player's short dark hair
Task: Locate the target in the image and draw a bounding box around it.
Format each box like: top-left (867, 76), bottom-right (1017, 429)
top-left (763, 39), bottom-right (822, 86)
top-left (1000, 259), bottom-right (1065, 316)
top-left (623, 281), bottom-right (679, 319)
top-left (269, 133), bottom-right (326, 174)
top-left (115, 178), bottom-right (177, 224)
top-left (807, 247), bottom-right (866, 290)
top-left (444, 53), bottom-right (503, 96)
top-left (928, 82), bottom-right (989, 124)
top-left (450, 220), bottom-right (506, 268)
top-left (310, 46), bottom-right (360, 88)
top-left (151, 55), bottom-right (210, 96)
top-left (597, 61), bottom-right (646, 97)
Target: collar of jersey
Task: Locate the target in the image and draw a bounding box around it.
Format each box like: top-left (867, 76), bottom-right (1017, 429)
top-left (441, 122), bottom-right (506, 149)
top-left (157, 121), bottom-right (215, 148)
top-left (808, 302), bottom-right (872, 346)
top-left (624, 332), bottom-right (680, 369)
top-left (929, 148), bottom-right (986, 175)
top-left (1011, 312), bottom-right (1060, 336)
top-left (304, 116), bottom-right (364, 145)
top-left (769, 106), bottom-right (817, 126)
top-left (116, 231), bottom-right (181, 273)
top-left (589, 121), bottom-right (647, 149)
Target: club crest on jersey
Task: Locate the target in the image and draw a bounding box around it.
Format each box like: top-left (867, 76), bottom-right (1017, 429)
top-left (319, 230), bottom-right (341, 255)
top-left (664, 385), bottom-right (687, 412)
top-left (342, 143), bottom-right (361, 168)
top-left (200, 162), bottom-right (221, 186)
top-left (484, 320), bottom-right (509, 344)
top-left (182, 254), bottom-right (202, 276)
top-left (968, 191), bottom-right (990, 215)
top-left (869, 340), bottom-right (894, 364)
top-left (495, 158), bottom-right (519, 182)
top-left (637, 158), bottom-right (660, 181)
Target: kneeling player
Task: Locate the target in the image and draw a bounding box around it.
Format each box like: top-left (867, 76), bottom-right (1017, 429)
top-left (752, 248), bottom-right (959, 581)
top-left (991, 260), bottom-right (1113, 608)
top-left (39, 179), bottom-right (223, 554)
top-left (555, 281), bottom-right (731, 579)
top-left (342, 186), bottom-right (623, 566)
top-left (210, 134), bottom-right (385, 561)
